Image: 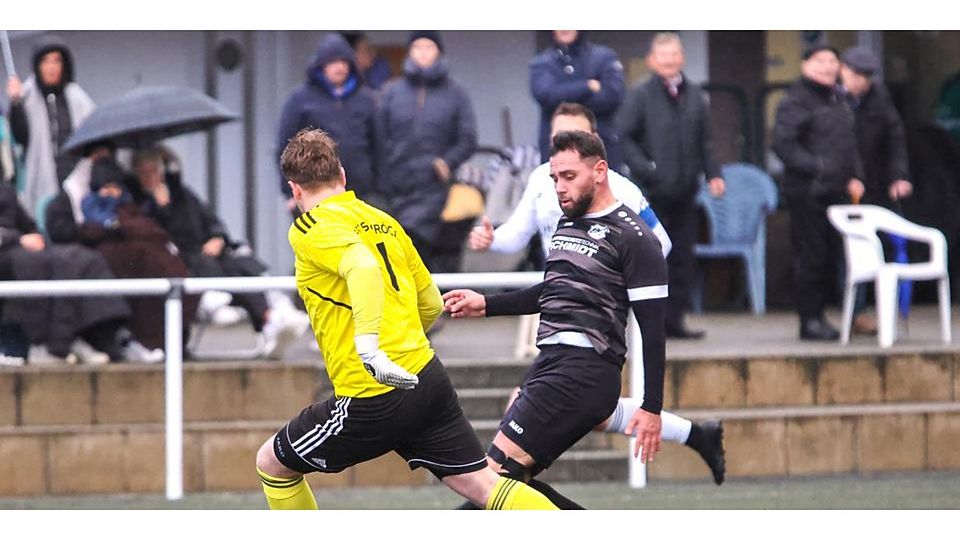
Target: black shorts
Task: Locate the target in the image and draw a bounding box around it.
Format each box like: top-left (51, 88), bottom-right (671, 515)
top-left (497, 345), bottom-right (622, 470)
top-left (272, 356), bottom-right (487, 479)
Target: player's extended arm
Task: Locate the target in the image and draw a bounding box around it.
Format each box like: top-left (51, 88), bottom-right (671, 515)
top-left (417, 282), bottom-right (443, 332)
top-left (338, 243), bottom-right (418, 390)
top-left (403, 232), bottom-right (443, 332)
top-left (488, 170), bottom-right (543, 253)
top-left (623, 297), bottom-right (667, 463)
top-left (484, 282), bottom-right (545, 316)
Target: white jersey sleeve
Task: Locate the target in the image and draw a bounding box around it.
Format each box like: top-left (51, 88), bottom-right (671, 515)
top-left (490, 163), bottom-right (555, 254)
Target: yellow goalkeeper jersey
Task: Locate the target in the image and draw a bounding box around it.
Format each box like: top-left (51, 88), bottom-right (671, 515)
top-left (288, 191), bottom-right (436, 398)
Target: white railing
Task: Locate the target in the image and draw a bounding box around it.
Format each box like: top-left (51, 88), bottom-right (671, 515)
top-left (0, 271), bottom-right (646, 499)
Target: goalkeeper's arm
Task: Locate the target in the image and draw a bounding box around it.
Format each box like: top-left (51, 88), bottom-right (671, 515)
top-left (339, 243), bottom-right (418, 390)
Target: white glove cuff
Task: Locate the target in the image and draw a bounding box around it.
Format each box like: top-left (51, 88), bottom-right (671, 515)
top-left (354, 333), bottom-right (379, 359)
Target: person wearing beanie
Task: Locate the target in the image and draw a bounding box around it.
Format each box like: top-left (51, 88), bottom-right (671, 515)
top-left (379, 31), bottom-right (477, 273)
top-left (772, 45), bottom-right (863, 341)
top-left (276, 33), bottom-right (382, 215)
top-left (802, 44), bottom-right (840, 61)
top-left (6, 36), bottom-right (96, 217)
top-left (530, 31), bottom-right (626, 171)
top-left (406, 30), bottom-right (444, 53)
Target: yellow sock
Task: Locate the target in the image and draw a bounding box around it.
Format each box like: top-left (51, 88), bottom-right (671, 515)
top-left (485, 477), bottom-right (558, 510)
top-left (257, 467), bottom-right (318, 510)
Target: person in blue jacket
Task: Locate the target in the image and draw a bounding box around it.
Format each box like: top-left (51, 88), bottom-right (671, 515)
top-left (276, 33), bottom-right (382, 216)
top-left (529, 30), bottom-right (626, 171)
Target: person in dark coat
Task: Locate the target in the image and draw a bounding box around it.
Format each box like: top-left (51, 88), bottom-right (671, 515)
top-left (840, 47), bottom-right (913, 208)
top-left (772, 45), bottom-right (863, 341)
top-left (276, 33), bottom-right (382, 215)
top-left (839, 46), bottom-right (914, 335)
top-left (617, 32), bottom-right (724, 339)
top-left (0, 182), bottom-right (155, 364)
top-left (131, 146), bottom-right (308, 357)
top-left (379, 31), bottom-right (478, 272)
top-left (45, 154), bottom-right (197, 351)
top-left (529, 30), bottom-right (626, 171)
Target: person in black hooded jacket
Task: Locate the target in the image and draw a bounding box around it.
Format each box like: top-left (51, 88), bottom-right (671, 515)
top-left (379, 31), bottom-right (477, 273)
top-left (276, 33), bottom-right (382, 215)
top-left (772, 45), bottom-right (864, 341)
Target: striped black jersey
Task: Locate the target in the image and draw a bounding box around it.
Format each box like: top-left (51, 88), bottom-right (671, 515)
top-left (537, 201), bottom-right (668, 364)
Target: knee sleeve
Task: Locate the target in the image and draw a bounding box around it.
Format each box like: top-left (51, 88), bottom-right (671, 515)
top-left (488, 443), bottom-right (542, 481)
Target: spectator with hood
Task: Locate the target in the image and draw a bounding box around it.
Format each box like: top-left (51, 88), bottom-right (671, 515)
top-left (529, 30), bottom-right (626, 170)
top-left (276, 33), bottom-right (381, 215)
top-left (6, 35), bottom-right (95, 216)
top-left (379, 31), bottom-right (477, 272)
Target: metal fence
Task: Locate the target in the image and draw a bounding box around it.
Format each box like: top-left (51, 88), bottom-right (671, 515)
top-left (0, 271), bottom-right (646, 499)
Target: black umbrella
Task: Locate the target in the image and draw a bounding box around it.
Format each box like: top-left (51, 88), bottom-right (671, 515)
top-left (63, 85), bottom-right (237, 153)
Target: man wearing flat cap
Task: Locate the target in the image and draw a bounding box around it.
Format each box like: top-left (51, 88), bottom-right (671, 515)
top-left (840, 46), bottom-right (912, 209)
top-left (772, 44), bottom-right (863, 341)
top-left (838, 46), bottom-right (912, 335)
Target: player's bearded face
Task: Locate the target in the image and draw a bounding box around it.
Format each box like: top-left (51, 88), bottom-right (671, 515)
top-left (562, 188), bottom-right (594, 218)
top-left (551, 151), bottom-right (598, 219)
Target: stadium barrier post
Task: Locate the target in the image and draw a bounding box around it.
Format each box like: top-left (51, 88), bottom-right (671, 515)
top-left (627, 312), bottom-right (648, 489)
top-left (165, 280), bottom-right (185, 501)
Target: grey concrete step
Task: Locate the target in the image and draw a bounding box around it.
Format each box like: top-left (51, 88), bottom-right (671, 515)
top-left (443, 360), bottom-right (531, 389)
top-left (456, 388), bottom-right (514, 420)
top-left (470, 420), bottom-right (628, 452)
top-left (539, 450), bottom-right (630, 484)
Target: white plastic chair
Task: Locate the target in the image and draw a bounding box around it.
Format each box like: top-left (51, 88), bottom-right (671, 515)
top-left (827, 204), bottom-right (951, 348)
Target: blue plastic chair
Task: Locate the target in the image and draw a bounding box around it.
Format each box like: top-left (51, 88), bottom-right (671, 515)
top-left (693, 163), bottom-right (778, 314)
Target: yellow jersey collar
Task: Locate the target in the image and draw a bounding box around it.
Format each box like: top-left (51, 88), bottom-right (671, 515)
top-left (310, 190), bottom-right (356, 212)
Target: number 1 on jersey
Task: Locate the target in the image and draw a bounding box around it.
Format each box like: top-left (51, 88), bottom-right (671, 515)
top-left (375, 242), bottom-right (400, 292)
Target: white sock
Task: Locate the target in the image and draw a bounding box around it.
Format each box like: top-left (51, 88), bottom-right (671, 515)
top-left (660, 410), bottom-right (693, 444)
top-left (602, 398), bottom-right (693, 443)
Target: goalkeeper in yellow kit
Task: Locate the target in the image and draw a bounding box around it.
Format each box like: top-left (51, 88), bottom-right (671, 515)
top-left (254, 129), bottom-right (556, 510)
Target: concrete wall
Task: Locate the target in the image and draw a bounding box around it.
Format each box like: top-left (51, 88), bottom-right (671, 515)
top-left (1, 351), bottom-right (959, 495)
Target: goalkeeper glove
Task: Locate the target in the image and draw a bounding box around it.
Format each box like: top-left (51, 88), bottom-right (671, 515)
top-left (355, 334), bottom-right (418, 390)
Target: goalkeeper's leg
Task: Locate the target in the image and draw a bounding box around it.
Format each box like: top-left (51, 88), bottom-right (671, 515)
top-left (443, 465), bottom-right (557, 510)
top-left (255, 438), bottom-right (318, 510)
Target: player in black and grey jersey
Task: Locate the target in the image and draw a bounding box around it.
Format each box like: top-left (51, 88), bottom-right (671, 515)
top-left (444, 131), bottom-right (670, 508)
